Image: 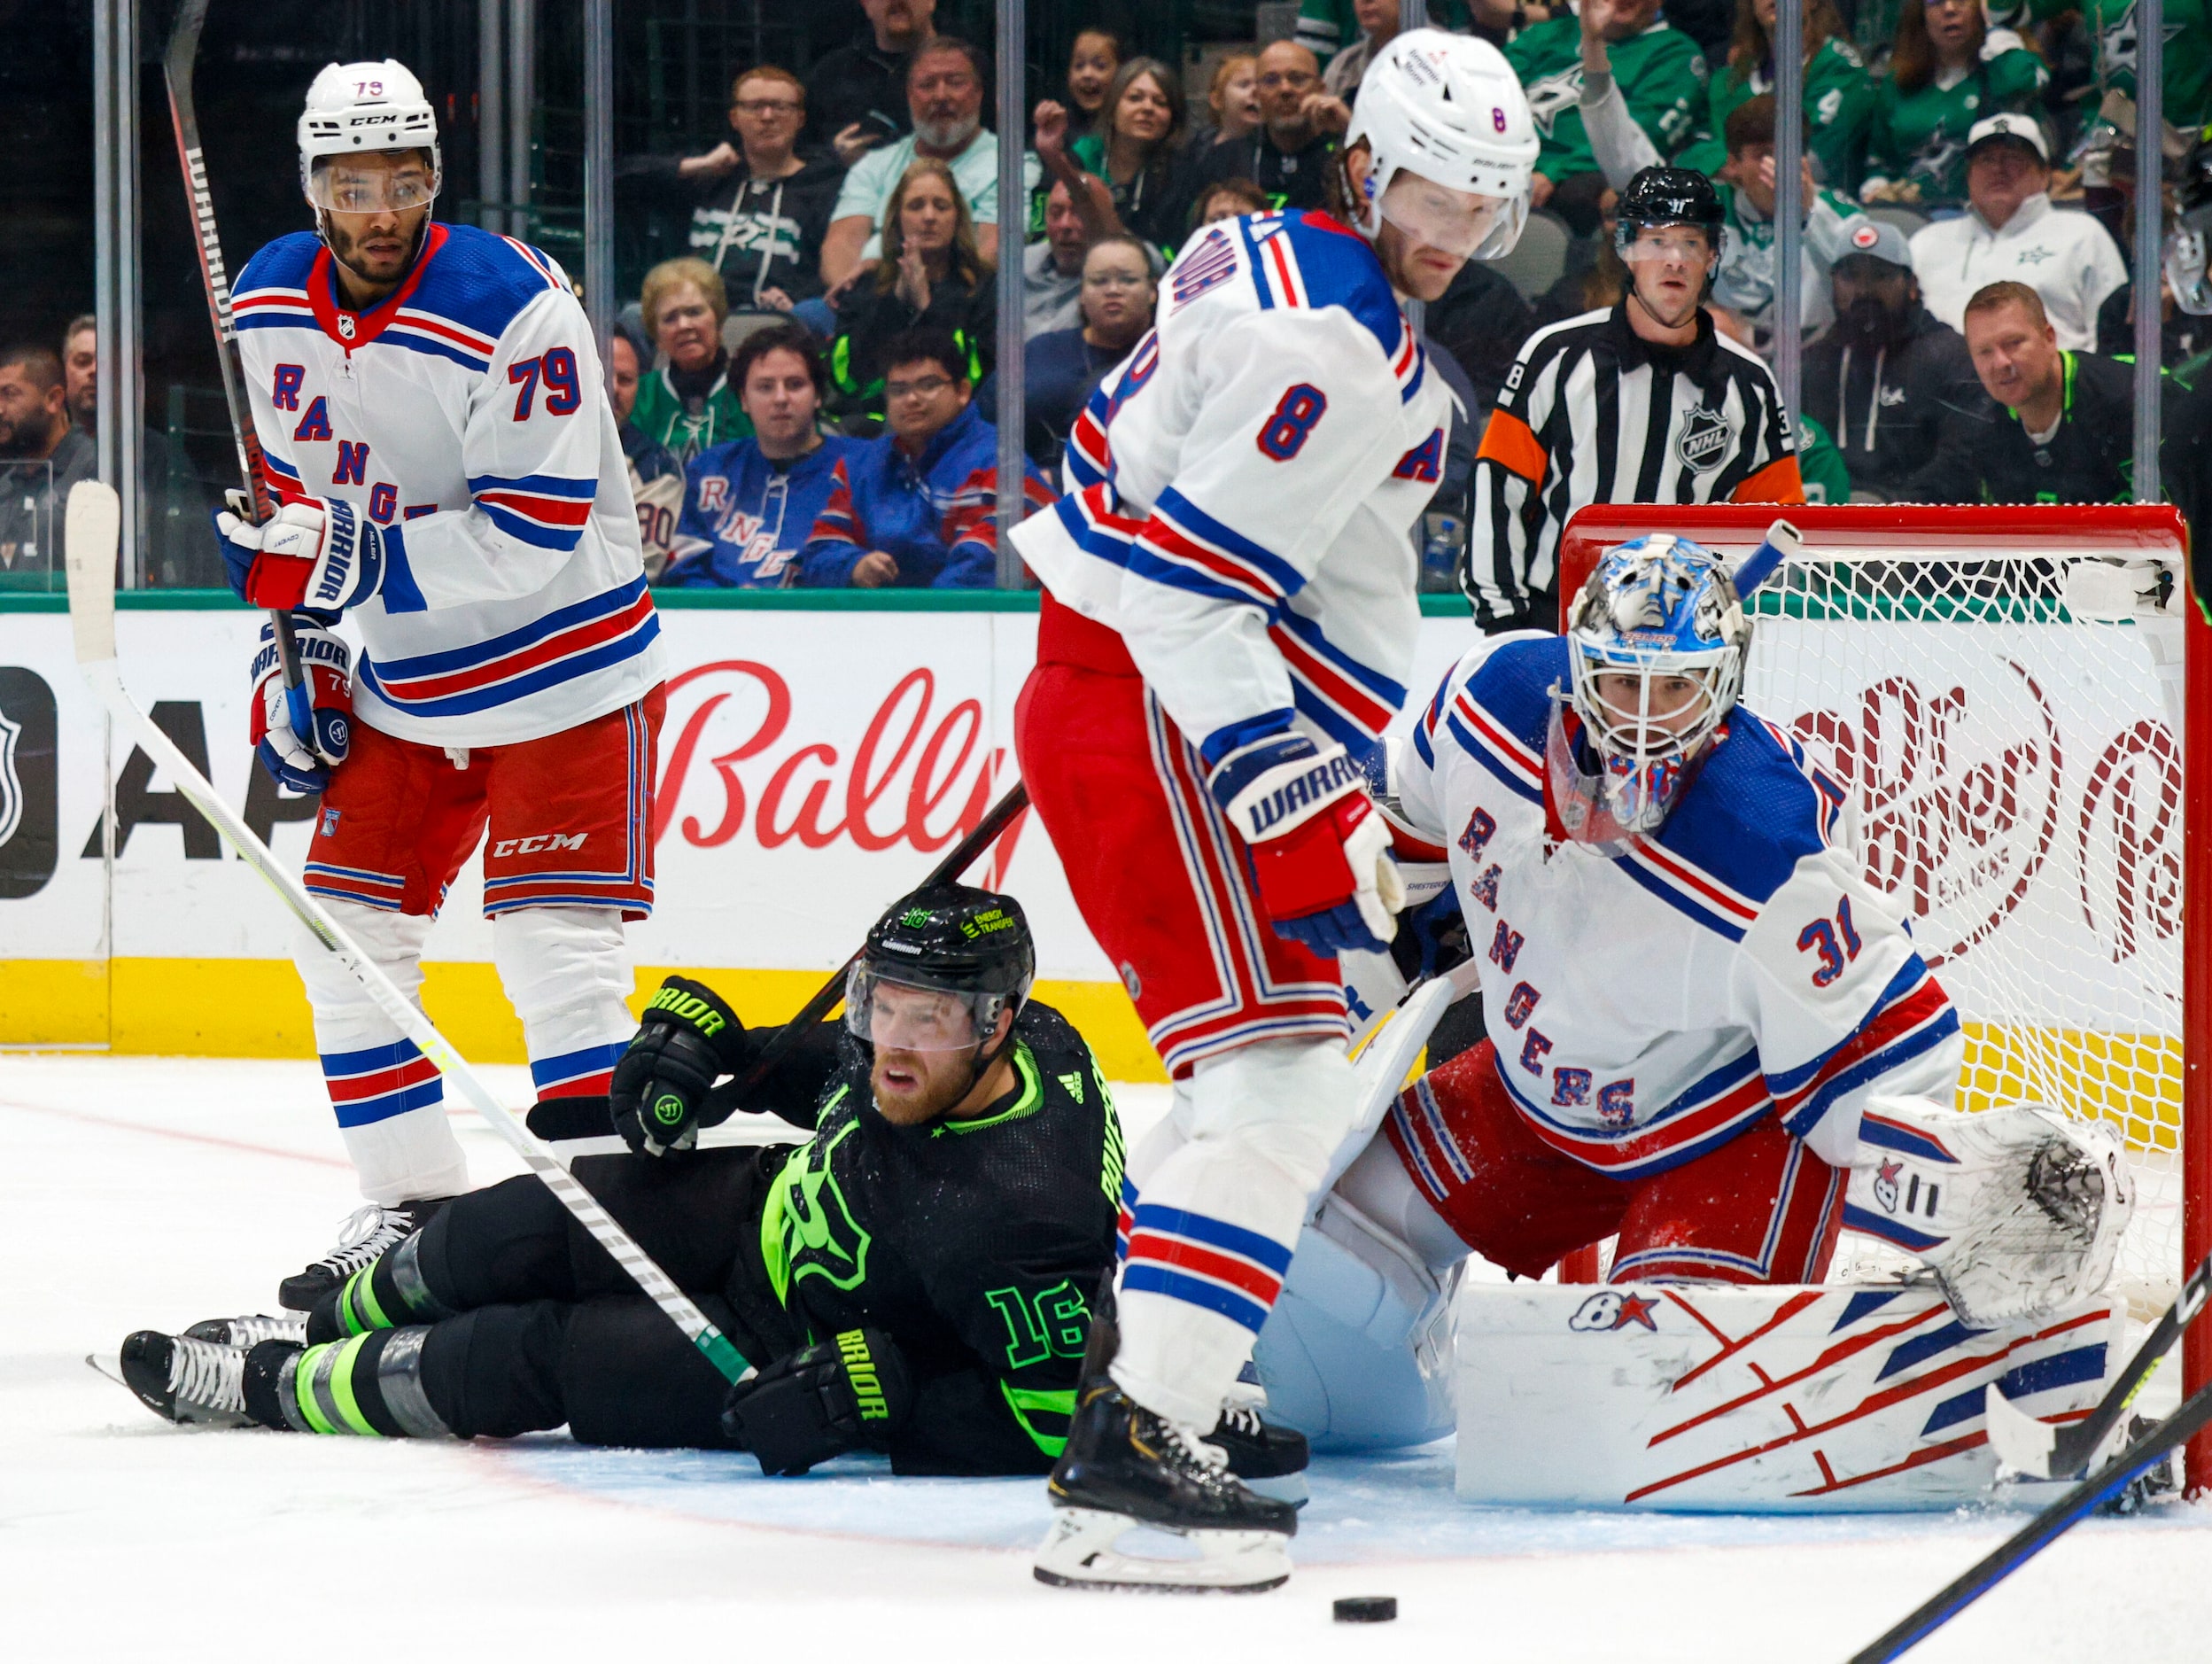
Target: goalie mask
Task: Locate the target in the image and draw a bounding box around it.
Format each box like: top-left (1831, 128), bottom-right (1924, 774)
top-left (844, 884), bottom-right (1036, 1102)
top-left (1554, 534), bottom-right (1750, 844)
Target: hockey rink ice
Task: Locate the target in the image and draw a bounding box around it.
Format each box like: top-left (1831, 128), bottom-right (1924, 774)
top-left (8, 1053), bottom-right (2210, 1661)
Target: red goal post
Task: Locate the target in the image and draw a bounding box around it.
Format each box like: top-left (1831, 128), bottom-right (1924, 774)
top-left (1547, 502), bottom-right (2208, 1487)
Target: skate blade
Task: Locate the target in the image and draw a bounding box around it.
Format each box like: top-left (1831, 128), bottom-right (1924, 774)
top-left (1032, 1508), bottom-right (1291, 1594)
top-left (1242, 1471), bottom-right (1309, 1509)
top-left (84, 1352), bottom-right (127, 1389)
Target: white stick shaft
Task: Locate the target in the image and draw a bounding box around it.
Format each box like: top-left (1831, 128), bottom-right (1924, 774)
top-left (68, 638), bottom-right (750, 1380)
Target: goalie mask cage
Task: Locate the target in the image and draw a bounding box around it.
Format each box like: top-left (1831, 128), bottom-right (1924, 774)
top-left (1553, 502), bottom-right (2208, 1487)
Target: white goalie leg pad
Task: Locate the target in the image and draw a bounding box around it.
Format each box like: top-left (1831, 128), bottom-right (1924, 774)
top-left (1034, 1509), bottom-right (1292, 1593)
top-left (1112, 1038), bottom-right (1358, 1428)
top-left (1252, 1182), bottom-right (1461, 1450)
top-left (292, 902), bottom-right (469, 1206)
top-left (1847, 1095), bottom-right (2135, 1328)
top-left (493, 906), bottom-right (638, 1100)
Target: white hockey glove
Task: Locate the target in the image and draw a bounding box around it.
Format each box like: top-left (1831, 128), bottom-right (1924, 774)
top-left (215, 494), bottom-right (385, 613)
top-left (1847, 1096), bottom-right (2134, 1328)
top-left (1207, 733), bottom-right (1406, 957)
top-left (249, 612), bottom-right (353, 795)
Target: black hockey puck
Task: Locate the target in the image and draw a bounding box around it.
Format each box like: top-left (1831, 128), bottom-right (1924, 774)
top-left (1333, 1596), bottom-right (1397, 1623)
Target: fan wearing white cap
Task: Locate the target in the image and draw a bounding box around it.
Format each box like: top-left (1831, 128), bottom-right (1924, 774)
top-left (1014, 29), bottom-right (1535, 1593)
top-left (1906, 113), bottom-right (2129, 353)
top-left (212, 60), bottom-right (665, 1319)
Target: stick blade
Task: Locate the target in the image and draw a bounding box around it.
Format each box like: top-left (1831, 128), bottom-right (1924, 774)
top-left (65, 479), bottom-right (120, 666)
top-left (1984, 1381), bottom-right (2061, 1479)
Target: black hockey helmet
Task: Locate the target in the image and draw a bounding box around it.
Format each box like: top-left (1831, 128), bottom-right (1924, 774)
top-left (845, 883), bottom-right (1035, 1068)
top-left (1617, 166), bottom-right (1727, 252)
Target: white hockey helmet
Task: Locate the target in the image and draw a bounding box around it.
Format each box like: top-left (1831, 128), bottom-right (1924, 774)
top-left (298, 60), bottom-right (442, 211)
top-left (1343, 28), bottom-right (1539, 261)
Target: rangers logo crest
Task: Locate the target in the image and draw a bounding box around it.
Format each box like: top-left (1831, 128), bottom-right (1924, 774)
top-left (1675, 407), bottom-right (1733, 472)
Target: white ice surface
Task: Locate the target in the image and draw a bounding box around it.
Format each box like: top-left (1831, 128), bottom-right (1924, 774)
top-left (5, 1054), bottom-right (2210, 1662)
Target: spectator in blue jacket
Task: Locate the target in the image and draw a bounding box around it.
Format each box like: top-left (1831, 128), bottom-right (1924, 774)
top-left (798, 326), bottom-right (1050, 588)
top-left (659, 323), bottom-right (856, 587)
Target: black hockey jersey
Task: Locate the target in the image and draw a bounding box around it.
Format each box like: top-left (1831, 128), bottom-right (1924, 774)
top-left (723, 1002), bottom-right (1125, 1476)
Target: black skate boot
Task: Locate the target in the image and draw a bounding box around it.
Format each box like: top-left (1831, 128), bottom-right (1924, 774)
top-left (116, 1330), bottom-right (256, 1427)
top-left (1035, 1313), bottom-right (1296, 1593)
top-left (277, 1199), bottom-right (448, 1311)
top-left (1205, 1401), bottom-right (1310, 1507)
top-left (184, 1312), bottom-right (308, 1348)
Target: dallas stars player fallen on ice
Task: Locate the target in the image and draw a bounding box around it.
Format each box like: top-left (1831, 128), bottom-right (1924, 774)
top-left (115, 889), bottom-right (1307, 1481)
top-left (1246, 534), bottom-right (2136, 1452)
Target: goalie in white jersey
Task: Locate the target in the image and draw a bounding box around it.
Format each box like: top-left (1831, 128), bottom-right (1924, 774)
top-left (1013, 31), bottom-right (1538, 1590)
top-left (1245, 533), bottom-right (2138, 1456)
top-left (214, 62), bottom-right (666, 1310)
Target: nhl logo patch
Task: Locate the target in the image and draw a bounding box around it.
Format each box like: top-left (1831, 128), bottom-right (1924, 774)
top-left (336, 313), bottom-right (357, 340)
top-left (1675, 406), bottom-right (1733, 472)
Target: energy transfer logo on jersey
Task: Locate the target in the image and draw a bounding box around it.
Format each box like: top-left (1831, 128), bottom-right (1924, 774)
top-left (1674, 407), bottom-right (1734, 473)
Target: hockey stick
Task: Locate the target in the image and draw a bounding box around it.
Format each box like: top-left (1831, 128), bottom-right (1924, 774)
top-left (1846, 1374), bottom-right (2212, 1663)
top-left (707, 780), bottom-right (1030, 1111)
top-left (1984, 1252), bottom-right (2212, 1479)
top-left (161, 0), bottom-right (311, 742)
top-left (1731, 518), bottom-right (1805, 598)
top-left (63, 481), bottom-right (754, 1388)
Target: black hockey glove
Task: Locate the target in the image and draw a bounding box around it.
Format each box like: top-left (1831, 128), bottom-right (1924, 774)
top-left (720, 1327), bottom-right (914, 1476)
top-left (610, 976), bottom-right (750, 1158)
top-left (1390, 883), bottom-right (1472, 985)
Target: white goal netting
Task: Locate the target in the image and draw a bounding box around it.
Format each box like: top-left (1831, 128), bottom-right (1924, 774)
top-left (1741, 545), bottom-right (2185, 1311)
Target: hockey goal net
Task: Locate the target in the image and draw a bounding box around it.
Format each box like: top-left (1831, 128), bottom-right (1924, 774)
top-left (1554, 504), bottom-right (2207, 1447)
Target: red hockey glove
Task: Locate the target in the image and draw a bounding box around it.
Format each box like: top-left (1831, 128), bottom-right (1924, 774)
top-left (1207, 734), bottom-right (1405, 957)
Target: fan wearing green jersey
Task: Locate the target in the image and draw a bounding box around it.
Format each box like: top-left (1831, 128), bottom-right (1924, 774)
top-left (1862, 0), bottom-right (2049, 209)
top-left (1675, 0), bottom-right (1876, 195)
top-left (1506, 0), bottom-right (1711, 234)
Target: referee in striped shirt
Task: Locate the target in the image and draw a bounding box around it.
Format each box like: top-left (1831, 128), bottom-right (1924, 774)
top-left (1463, 168), bottom-right (1805, 630)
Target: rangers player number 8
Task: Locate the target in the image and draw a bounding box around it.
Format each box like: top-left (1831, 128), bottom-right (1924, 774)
top-left (1256, 384), bottom-right (1327, 461)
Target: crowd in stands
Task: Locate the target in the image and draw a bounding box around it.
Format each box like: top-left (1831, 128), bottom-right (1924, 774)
top-left (16, 0), bottom-right (2201, 592)
top-left (593, 0), bottom-right (2212, 594)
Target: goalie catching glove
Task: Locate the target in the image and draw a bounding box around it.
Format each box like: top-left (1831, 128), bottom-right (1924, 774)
top-left (250, 612), bottom-right (352, 794)
top-left (1207, 734), bottom-right (1405, 956)
top-left (720, 1327), bottom-right (913, 1475)
top-left (610, 976), bottom-right (751, 1157)
top-left (215, 493), bottom-right (385, 613)
top-left (1848, 1096), bottom-right (2134, 1328)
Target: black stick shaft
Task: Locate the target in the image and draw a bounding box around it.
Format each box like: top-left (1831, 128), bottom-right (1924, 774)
top-left (162, 0), bottom-right (305, 703)
top-left (1848, 1379), bottom-right (2212, 1664)
top-left (726, 781), bottom-right (1029, 1100)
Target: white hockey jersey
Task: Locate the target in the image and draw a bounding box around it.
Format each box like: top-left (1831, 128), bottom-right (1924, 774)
top-left (1392, 635), bottom-right (1963, 1180)
top-left (1011, 210), bottom-right (1454, 764)
top-left (231, 223), bottom-right (663, 748)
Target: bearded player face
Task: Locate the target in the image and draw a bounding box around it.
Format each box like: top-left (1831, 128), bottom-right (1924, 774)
top-left (314, 150), bottom-right (436, 290)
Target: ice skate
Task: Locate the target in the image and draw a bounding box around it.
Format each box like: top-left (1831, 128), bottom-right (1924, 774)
top-left (114, 1330), bottom-right (254, 1427)
top-left (1204, 1377), bottom-right (1310, 1507)
top-left (184, 1312), bottom-right (308, 1348)
top-left (278, 1199), bottom-right (446, 1311)
top-left (1035, 1318), bottom-right (1295, 1593)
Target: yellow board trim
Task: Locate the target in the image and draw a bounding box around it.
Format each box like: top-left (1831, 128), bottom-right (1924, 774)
top-left (0, 958), bottom-right (1171, 1084)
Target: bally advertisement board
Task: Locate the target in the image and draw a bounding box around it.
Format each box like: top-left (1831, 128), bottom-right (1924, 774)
top-left (0, 593), bottom-right (1475, 1081)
